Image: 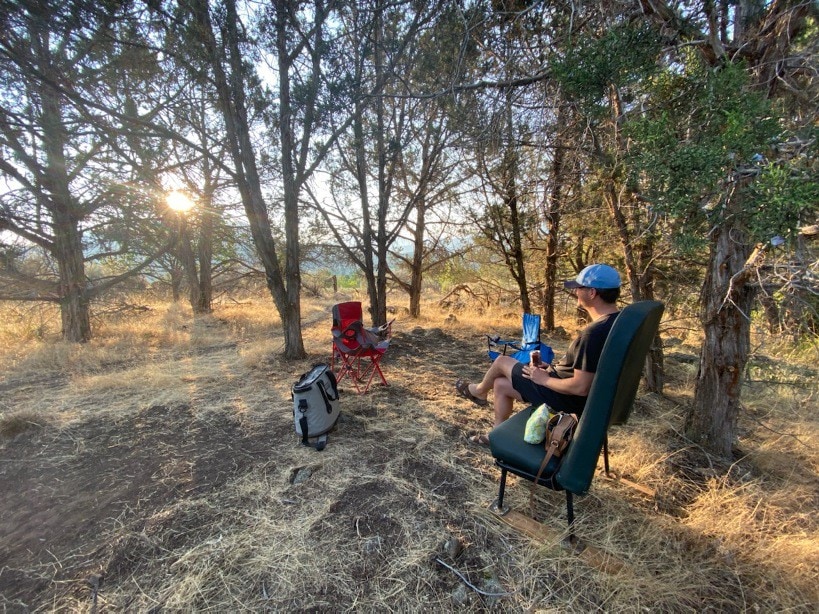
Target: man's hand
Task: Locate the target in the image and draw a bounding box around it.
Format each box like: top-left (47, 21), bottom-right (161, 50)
top-left (521, 364), bottom-right (548, 385)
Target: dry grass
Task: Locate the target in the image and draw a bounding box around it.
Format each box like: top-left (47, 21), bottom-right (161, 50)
top-left (0, 410), bottom-right (49, 439)
top-left (0, 291), bottom-right (817, 612)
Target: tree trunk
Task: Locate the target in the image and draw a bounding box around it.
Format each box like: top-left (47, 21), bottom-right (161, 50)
top-left (506, 177), bottom-right (529, 313)
top-left (408, 198), bottom-right (426, 318)
top-left (190, 0), bottom-right (302, 355)
top-left (640, 0), bottom-right (813, 454)
top-left (605, 86), bottom-right (641, 298)
top-left (350, 4), bottom-right (391, 328)
top-left (352, 92), bottom-right (379, 324)
top-left (543, 109), bottom-right (567, 331)
top-left (175, 216), bottom-right (202, 312)
top-left (274, 0), bottom-right (306, 358)
top-left (365, 6), bottom-right (392, 329)
top-left (195, 151), bottom-right (215, 314)
top-left (373, 15), bottom-right (389, 328)
top-left (171, 264), bottom-right (183, 302)
top-left (54, 216), bottom-right (92, 342)
top-left (639, 238), bottom-right (665, 393)
top-left (195, 216), bottom-right (213, 315)
top-left (503, 90), bottom-right (530, 313)
top-left (603, 86), bottom-right (664, 392)
top-left (35, 24), bottom-right (91, 342)
top-left (603, 175), bottom-right (665, 392)
top-left (687, 211), bottom-right (756, 457)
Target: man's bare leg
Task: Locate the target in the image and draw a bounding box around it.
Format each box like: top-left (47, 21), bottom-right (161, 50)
top-left (465, 357), bottom-right (524, 443)
top-left (491, 376), bottom-right (523, 426)
top-left (468, 355), bottom-right (520, 406)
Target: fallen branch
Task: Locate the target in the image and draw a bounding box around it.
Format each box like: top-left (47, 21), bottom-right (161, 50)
top-left (434, 557), bottom-right (514, 598)
top-left (437, 283), bottom-right (488, 308)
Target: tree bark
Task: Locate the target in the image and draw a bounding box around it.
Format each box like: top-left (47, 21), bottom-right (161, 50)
top-left (175, 216), bottom-right (202, 312)
top-left (274, 0), bottom-right (306, 357)
top-left (503, 88), bottom-right (530, 313)
top-left (408, 196), bottom-right (426, 318)
top-left (348, 2), bottom-right (395, 328)
top-left (34, 22), bottom-right (91, 342)
top-left (602, 85), bottom-right (664, 392)
top-left (687, 206), bottom-right (756, 457)
top-left (638, 0), bottom-right (814, 454)
top-left (352, 86), bottom-right (378, 324)
top-left (54, 214), bottom-right (92, 342)
top-left (543, 104), bottom-right (568, 331)
top-left (170, 264), bottom-right (183, 302)
top-left (189, 0), bottom-right (301, 355)
top-left (372, 8), bottom-right (390, 327)
top-left (638, 235), bottom-right (665, 393)
top-left (195, 156), bottom-right (215, 314)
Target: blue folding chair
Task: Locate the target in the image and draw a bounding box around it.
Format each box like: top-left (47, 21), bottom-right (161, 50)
top-left (487, 313), bottom-right (554, 365)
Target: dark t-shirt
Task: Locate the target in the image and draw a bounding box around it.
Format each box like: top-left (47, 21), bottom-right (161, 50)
top-left (552, 312), bottom-right (619, 378)
top-left (511, 311), bottom-right (619, 414)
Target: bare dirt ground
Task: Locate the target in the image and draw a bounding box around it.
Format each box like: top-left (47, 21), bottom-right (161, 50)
top-left (1, 294), bottom-right (817, 612)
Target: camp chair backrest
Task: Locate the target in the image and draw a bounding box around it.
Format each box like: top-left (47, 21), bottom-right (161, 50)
top-left (521, 313), bottom-right (541, 345)
top-left (332, 301), bottom-right (364, 330)
top-left (487, 312), bottom-right (554, 364)
top-left (555, 300), bottom-right (664, 495)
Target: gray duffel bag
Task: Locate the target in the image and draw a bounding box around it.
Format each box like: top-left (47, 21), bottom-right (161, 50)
top-left (291, 363), bottom-right (340, 451)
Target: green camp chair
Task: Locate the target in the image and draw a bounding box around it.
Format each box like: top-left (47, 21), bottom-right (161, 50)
top-left (488, 300), bottom-right (664, 540)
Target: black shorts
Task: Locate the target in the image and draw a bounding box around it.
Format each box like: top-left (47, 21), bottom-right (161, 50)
top-left (510, 362), bottom-right (587, 415)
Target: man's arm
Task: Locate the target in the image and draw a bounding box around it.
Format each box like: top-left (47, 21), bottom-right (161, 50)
top-left (522, 365), bottom-right (595, 397)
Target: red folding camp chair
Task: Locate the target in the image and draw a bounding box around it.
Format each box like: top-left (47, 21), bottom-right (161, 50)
top-left (331, 301), bottom-right (392, 393)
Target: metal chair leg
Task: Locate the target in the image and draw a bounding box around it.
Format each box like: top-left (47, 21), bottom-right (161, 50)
top-left (498, 468), bottom-right (508, 508)
top-left (603, 434), bottom-right (612, 476)
top-left (490, 468), bottom-right (510, 515)
top-left (566, 491), bottom-right (576, 542)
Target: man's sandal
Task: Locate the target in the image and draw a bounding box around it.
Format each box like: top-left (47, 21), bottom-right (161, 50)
top-left (454, 379), bottom-right (489, 407)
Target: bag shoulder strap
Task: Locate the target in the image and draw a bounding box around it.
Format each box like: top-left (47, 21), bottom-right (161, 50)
top-left (529, 413), bottom-right (578, 516)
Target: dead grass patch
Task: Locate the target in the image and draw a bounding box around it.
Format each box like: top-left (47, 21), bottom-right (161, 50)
top-left (0, 289), bottom-right (816, 612)
top-left (0, 410), bottom-right (49, 439)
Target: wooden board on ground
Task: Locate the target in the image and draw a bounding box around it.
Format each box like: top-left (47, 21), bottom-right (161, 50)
top-left (489, 505), bottom-right (628, 575)
top-left (599, 471), bottom-right (656, 498)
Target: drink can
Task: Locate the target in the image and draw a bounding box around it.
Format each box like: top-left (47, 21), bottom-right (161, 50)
top-left (530, 350), bottom-right (541, 366)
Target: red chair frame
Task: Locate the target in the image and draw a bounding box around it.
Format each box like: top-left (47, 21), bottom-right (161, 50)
top-left (331, 302), bottom-right (392, 394)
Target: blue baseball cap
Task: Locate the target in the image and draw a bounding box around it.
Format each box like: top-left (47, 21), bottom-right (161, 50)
top-left (564, 264), bottom-right (621, 290)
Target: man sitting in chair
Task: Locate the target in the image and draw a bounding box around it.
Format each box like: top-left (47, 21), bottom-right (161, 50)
top-left (455, 264), bottom-right (622, 445)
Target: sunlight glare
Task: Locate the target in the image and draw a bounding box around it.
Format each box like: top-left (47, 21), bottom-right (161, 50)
top-left (166, 190), bottom-right (195, 213)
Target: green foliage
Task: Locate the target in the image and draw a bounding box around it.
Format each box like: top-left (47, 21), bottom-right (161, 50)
top-left (431, 260), bottom-right (457, 293)
top-left (623, 58), bottom-right (811, 246)
top-left (336, 273), bottom-right (361, 290)
top-left (552, 23), bottom-right (662, 114)
top-left (424, 249), bottom-right (488, 293)
top-left (424, 257), bottom-right (458, 293)
top-left (749, 133), bottom-right (819, 244)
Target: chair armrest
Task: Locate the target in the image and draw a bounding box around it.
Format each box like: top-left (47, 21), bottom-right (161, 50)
top-left (367, 318), bottom-right (393, 340)
top-left (487, 335), bottom-right (516, 346)
top-left (487, 336), bottom-right (517, 358)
